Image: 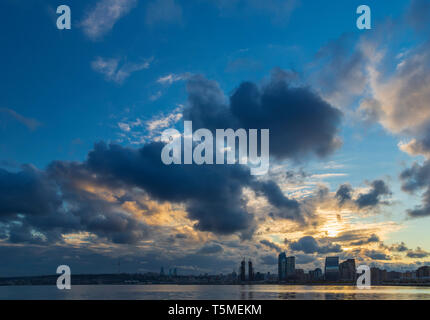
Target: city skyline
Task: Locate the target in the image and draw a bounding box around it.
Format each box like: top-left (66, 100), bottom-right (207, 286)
top-left (1, 0), bottom-right (430, 278)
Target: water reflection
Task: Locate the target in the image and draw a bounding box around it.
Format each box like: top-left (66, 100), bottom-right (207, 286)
top-left (1, 285), bottom-right (430, 300)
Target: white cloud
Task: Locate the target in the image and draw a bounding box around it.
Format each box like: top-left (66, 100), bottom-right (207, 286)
top-left (359, 42), bottom-right (430, 135)
top-left (146, 106), bottom-right (183, 132)
top-left (157, 73), bottom-right (189, 85)
top-left (81, 0), bottom-right (137, 40)
top-left (91, 57), bottom-right (151, 84)
top-left (398, 139), bottom-right (430, 159)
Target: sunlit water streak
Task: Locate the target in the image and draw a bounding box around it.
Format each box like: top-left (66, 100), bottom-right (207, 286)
top-left (1, 285), bottom-right (430, 300)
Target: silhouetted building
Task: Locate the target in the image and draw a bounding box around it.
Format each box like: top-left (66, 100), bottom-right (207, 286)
top-left (309, 268), bottom-right (323, 280)
top-left (371, 267), bottom-right (387, 284)
top-left (232, 270), bottom-right (237, 280)
top-left (386, 271), bottom-right (401, 281)
top-left (248, 260), bottom-right (254, 281)
top-left (160, 267), bottom-right (164, 276)
top-left (278, 252), bottom-right (287, 281)
top-left (417, 266), bottom-right (430, 279)
top-left (325, 257), bottom-right (339, 281)
top-left (339, 259), bottom-right (356, 281)
top-left (295, 268), bottom-right (305, 281)
top-left (286, 256), bottom-right (295, 279)
top-left (254, 272), bottom-right (264, 281)
top-left (240, 259), bottom-right (246, 281)
top-left (173, 268), bottom-right (177, 277)
top-left (401, 271), bottom-right (416, 280)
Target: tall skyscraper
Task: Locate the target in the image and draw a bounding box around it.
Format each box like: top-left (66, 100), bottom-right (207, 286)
top-left (240, 259), bottom-right (246, 281)
top-left (325, 257), bottom-right (340, 281)
top-left (339, 259), bottom-right (356, 281)
top-left (248, 260), bottom-right (254, 281)
top-left (278, 252), bottom-right (287, 281)
top-left (286, 256), bottom-right (295, 278)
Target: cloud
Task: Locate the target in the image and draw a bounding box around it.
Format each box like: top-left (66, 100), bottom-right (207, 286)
top-left (389, 242), bottom-right (409, 252)
top-left (260, 239), bottom-right (281, 252)
top-left (398, 138), bottom-right (430, 158)
top-left (289, 236), bottom-right (342, 254)
top-left (361, 41), bottom-right (430, 136)
top-left (91, 57), bottom-right (151, 84)
top-left (311, 34), bottom-right (368, 106)
top-left (84, 141), bottom-right (317, 237)
top-left (400, 160), bottom-right (430, 217)
top-left (184, 70), bottom-right (342, 161)
top-left (365, 250), bottom-right (391, 261)
top-left (350, 234), bottom-right (380, 246)
top-left (0, 108), bottom-right (41, 131)
top-left (81, 0), bottom-right (137, 40)
top-left (197, 243), bottom-right (224, 255)
top-left (355, 180), bottom-right (392, 208)
top-left (0, 160), bottom-right (153, 245)
top-left (145, 107), bottom-right (183, 132)
top-left (0, 166), bottom-right (61, 218)
top-left (335, 184), bottom-right (353, 205)
top-left (145, 0), bottom-right (182, 26)
top-left (0, 71), bottom-right (343, 246)
top-left (406, 247), bottom-right (429, 259)
top-left (334, 180), bottom-right (392, 209)
top-left (157, 73), bottom-right (189, 85)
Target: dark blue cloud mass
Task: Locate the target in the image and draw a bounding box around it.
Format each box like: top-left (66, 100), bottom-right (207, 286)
top-left (0, 71), bottom-right (342, 244)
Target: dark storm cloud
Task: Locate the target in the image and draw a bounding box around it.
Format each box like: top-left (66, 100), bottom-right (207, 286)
top-left (365, 250), bottom-right (391, 261)
top-left (334, 180), bottom-right (392, 209)
top-left (335, 184), bottom-right (353, 205)
top-left (355, 180), bottom-right (392, 208)
top-left (0, 144), bottom-right (313, 245)
top-left (289, 236), bottom-right (342, 254)
top-left (85, 141), bottom-right (319, 237)
top-left (0, 71), bottom-right (343, 244)
top-left (0, 160), bottom-right (152, 245)
top-left (260, 239), bottom-right (282, 252)
top-left (184, 71), bottom-right (343, 161)
top-left (252, 180), bottom-right (303, 221)
top-left (400, 161), bottom-right (430, 217)
top-left (0, 135), bottom-right (316, 244)
top-left (0, 166), bottom-right (61, 218)
top-left (85, 141), bottom-right (256, 236)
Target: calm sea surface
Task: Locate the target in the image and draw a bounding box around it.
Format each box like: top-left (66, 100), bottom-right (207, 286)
top-left (1, 285), bottom-right (430, 300)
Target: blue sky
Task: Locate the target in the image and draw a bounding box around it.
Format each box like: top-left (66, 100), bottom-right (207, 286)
top-left (1, 0), bottom-right (430, 276)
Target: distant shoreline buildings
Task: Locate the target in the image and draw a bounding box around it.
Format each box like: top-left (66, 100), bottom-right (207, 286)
top-left (0, 256), bottom-right (429, 286)
top-left (275, 252), bottom-right (430, 285)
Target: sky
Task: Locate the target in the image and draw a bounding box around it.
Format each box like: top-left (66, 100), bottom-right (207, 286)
top-left (0, 0), bottom-right (430, 277)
